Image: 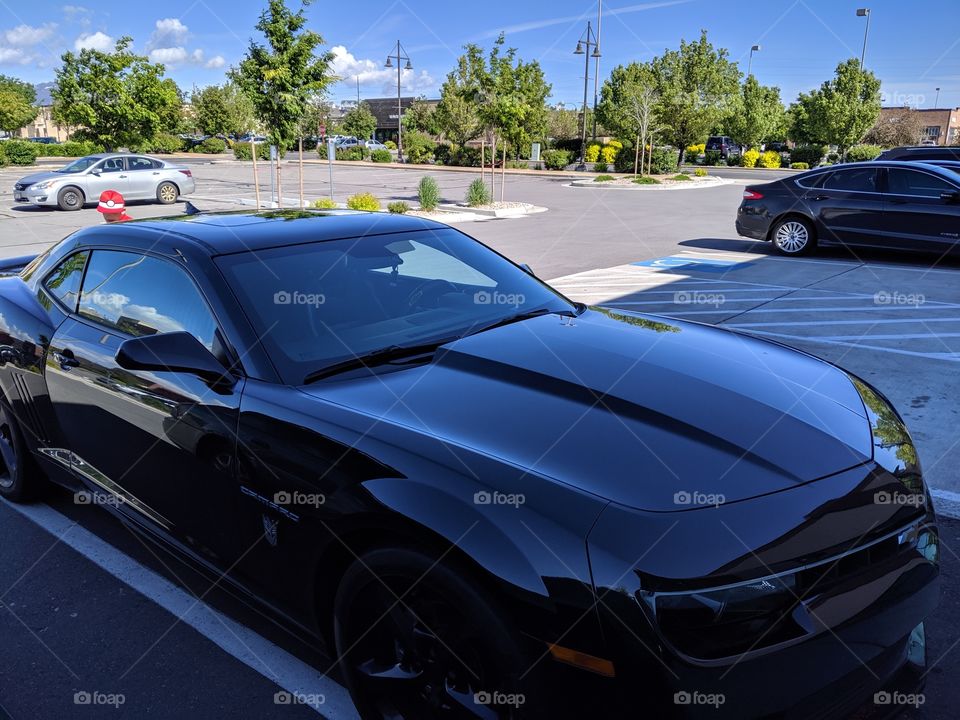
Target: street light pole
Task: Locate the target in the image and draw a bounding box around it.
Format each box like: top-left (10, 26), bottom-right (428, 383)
top-left (934, 87), bottom-right (941, 109)
top-left (573, 21), bottom-right (600, 170)
top-left (384, 41), bottom-right (412, 162)
top-left (592, 0), bottom-right (602, 141)
top-left (856, 8), bottom-right (871, 70)
top-left (747, 45), bottom-right (760, 77)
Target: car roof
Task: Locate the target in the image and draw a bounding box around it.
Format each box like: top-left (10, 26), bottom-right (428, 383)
top-left (70, 209), bottom-right (453, 256)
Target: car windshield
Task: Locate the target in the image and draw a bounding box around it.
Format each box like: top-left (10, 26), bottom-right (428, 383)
top-left (215, 227), bottom-right (573, 384)
top-left (56, 156), bottom-right (100, 174)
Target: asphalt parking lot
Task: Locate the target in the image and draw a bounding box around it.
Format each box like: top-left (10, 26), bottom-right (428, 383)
top-left (1, 160), bottom-right (959, 719)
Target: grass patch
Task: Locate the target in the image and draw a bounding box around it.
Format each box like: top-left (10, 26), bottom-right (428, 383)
top-left (671, 173), bottom-right (692, 181)
top-left (593, 174), bottom-right (615, 183)
top-left (387, 201), bottom-right (410, 214)
top-left (633, 176), bottom-right (661, 185)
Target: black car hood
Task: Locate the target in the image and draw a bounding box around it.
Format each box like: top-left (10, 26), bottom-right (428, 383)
top-left (303, 309), bottom-right (873, 511)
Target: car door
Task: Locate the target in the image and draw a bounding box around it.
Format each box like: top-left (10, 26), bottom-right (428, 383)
top-left (881, 167), bottom-right (960, 253)
top-left (44, 249), bottom-right (245, 566)
top-left (804, 167), bottom-right (884, 247)
top-left (82, 157), bottom-right (130, 201)
top-left (124, 156), bottom-right (161, 200)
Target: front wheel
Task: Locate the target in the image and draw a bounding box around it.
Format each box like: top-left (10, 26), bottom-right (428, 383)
top-left (771, 216), bottom-right (816, 256)
top-left (57, 186), bottom-right (84, 211)
top-left (156, 181), bottom-right (179, 204)
top-left (335, 547), bottom-right (540, 719)
top-left (0, 402), bottom-right (39, 502)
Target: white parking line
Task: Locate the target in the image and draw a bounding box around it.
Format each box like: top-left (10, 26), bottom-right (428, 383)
top-left (1, 499), bottom-right (359, 720)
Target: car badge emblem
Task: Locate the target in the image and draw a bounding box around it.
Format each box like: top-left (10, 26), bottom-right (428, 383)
top-left (262, 514), bottom-right (279, 547)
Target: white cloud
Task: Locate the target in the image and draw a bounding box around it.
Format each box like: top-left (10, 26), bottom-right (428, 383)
top-left (330, 46), bottom-right (435, 95)
top-left (3, 23), bottom-right (56, 47)
top-left (0, 47), bottom-right (28, 65)
top-left (205, 55), bottom-right (225, 69)
top-left (148, 18), bottom-right (189, 50)
top-left (149, 46), bottom-right (188, 64)
top-left (74, 31), bottom-right (113, 51)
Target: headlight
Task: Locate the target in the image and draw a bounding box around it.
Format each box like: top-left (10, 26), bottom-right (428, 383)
top-left (32, 180), bottom-right (57, 191)
top-left (639, 573), bottom-right (805, 660)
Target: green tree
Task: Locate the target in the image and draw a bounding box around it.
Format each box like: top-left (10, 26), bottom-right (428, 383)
top-left (232, 0), bottom-right (334, 152)
top-left (725, 75), bottom-right (786, 149)
top-left (597, 63), bottom-right (660, 174)
top-left (192, 82), bottom-right (255, 136)
top-left (647, 30), bottom-right (741, 167)
top-left (52, 37), bottom-right (182, 150)
top-left (546, 106), bottom-right (579, 142)
top-left (341, 102), bottom-right (377, 140)
top-left (435, 44), bottom-right (486, 148)
top-left (863, 108), bottom-right (924, 148)
top-left (402, 97), bottom-right (439, 135)
top-left (0, 75), bottom-right (38, 134)
top-left (790, 59), bottom-right (881, 156)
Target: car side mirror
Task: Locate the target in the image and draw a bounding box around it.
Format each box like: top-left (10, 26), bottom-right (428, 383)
top-left (940, 190), bottom-right (959, 203)
top-left (519, 263), bottom-right (536, 277)
top-left (90, 170), bottom-right (100, 176)
top-left (116, 331), bottom-right (234, 387)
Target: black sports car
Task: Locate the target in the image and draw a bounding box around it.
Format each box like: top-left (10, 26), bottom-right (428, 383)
top-left (736, 160), bottom-right (960, 255)
top-left (0, 210), bottom-right (940, 718)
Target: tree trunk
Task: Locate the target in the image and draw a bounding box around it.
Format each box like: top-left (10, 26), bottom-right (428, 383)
top-left (490, 134), bottom-right (496, 201)
top-left (676, 146), bottom-right (684, 170)
top-left (251, 139), bottom-right (261, 210)
top-left (298, 137), bottom-right (305, 209)
top-left (480, 137), bottom-right (485, 186)
top-left (634, 135), bottom-right (640, 176)
top-left (500, 144), bottom-right (506, 203)
top-left (276, 155), bottom-right (283, 209)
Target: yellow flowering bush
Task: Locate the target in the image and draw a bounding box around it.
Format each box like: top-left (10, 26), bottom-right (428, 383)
top-left (600, 145), bottom-right (618, 163)
top-left (585, 143), bottom-right (601, 163)
top-left (741, 148), bottom-right (761, 168)
top-left (759, 150), bottom-right (782, 168)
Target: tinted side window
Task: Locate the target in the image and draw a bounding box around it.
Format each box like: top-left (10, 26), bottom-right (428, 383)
top-left (886, 169), bottom-right (956, 198)
top-left (43, 251), bottom-right (89, 311)
top-left (128, 157), bottom-right (157, 171)
top-left (78, 251), bottom-right (217, 350)
top-left (98, 157), bottom-right (125, 173)
top-left (822, 168), bottom-right (878, 192)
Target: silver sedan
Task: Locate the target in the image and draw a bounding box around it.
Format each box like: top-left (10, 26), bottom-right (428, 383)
top-left (13, 153), bottom-right (197, 211)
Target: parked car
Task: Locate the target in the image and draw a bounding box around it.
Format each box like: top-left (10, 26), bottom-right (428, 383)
top-left (0, 210), bottom-right (939, 719)
top-left (706, 135), bottom-right (739, 159)
top-left (334, 136), bottom-right (362, 149)
top-left (363, 138), bottom-right (389, 151)
top-left (876, 146), bottom-right (960, 162)
top-left (27, 136), bottom-right (58, 144)
top-left (736, 160), bottom-right (960, 255)
top-left (13, 153), bottom-right (196, 211)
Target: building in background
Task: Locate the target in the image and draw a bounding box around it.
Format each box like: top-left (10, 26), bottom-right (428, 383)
top-left (879, 106), bottom-right (960, 146)
top-left (14, 106), bottom-right (71, 142)
top-left (362, 97), bottom-right (439, 143)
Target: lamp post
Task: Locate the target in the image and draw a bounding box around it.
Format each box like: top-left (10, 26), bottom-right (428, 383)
top-left (856, 8), bottom-right (871, 70)
top-left (592, 0), bottom-right (602, 141)
top-left (934, 87), bottom-right (941, 109)
top-left (384, 41), bottom-right (412, 162)
top-left (573, 21), bottom-right (600, 170)
top-left (747, 45), bottom-right (761, 77)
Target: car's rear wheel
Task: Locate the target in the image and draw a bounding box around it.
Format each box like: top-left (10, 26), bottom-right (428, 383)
top-left (0, 402), bottom-right (37, 502)
top-left (771, 216), bottom-right (816, 256)
top-left (335, 547), bottom-right (537, 719)
top-left (57, 186), bottom-right (84, 211)
top-left (156, 181), bottom-right (179, 204)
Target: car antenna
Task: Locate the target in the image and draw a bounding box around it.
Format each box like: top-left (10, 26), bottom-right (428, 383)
top-left (184, 201), bottom-right (203, 216)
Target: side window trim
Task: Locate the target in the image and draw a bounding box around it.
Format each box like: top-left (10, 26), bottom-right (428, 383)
top-left (883, 168), bottom-right (957, 198)
top-left (41, 250), bottom-right (90, 313)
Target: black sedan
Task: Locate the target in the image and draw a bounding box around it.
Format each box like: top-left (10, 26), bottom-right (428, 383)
top-left (0, 210), bottom-right (940, 718)
top-left (736, 160), bottom-right (960, 256)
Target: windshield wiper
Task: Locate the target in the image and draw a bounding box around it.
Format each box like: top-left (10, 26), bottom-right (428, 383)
top-left (303, 338), bottom-right (457, 384)
top-left (462, 307), bottom-right (577, 338)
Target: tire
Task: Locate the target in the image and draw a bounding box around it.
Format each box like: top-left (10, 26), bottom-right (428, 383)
top-left (0, 402), bottom-right (38, 502)
top-left (57, 186), bottom-right (84, 211)
top-left (771, 216), bottom-right (816, 256)
top-left (334, 547), bottom-right (540, 719)
top-left (156, 181), bottom-right (179, 205)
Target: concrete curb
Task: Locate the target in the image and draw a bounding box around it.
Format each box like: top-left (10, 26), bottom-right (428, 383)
top-left (567, 177), bottom-right (734, 190)
top-left (933, 490), bottom-right (960, 520)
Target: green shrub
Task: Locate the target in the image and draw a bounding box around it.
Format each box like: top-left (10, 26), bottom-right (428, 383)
top-left (384, 140), bottom-right (397, 150)
top-left (790, 162), bottom-right (810, 170)
top-left (403, 131), bottom-right (434, 164)
top-left (542, 149), bottom-right (570, 170)
top-left (197, 137), bottom-right (226, 154)
top-left (649, 146), bottom-right (678, 174)
top-left (148, 133), bottom-right (184, 154)
top-left (633, 176), bottom-right (661, 185)
top-left (741, 148), bottom-right (761, 168)
top-left (593, 174), bottom-right (615, 183)
top-left (387, 200), bottom-right (410, 214)
top-left (825, 151), bottom-right (841, 164)
top-left (584, 143), bottom-right (601, 163)
top-left (234, 142), bottom-right (271, 160)
top-left (346, 192), bottom-right (380, 211)
top-left (789, 144), bottom-right (825, 166)
top-left (684, 149), bottom-right (701, 164)
top-left (312, 198), bottom-right (338, 209)
top-left (694, 167), bottom-right (708, 177)
top-left (447, 146), bottom-right (480, 167)
top-left (704, 149), bottom-right (722, 166)
top-left (593, 161), bottom-right (608, 173)
top-left (4, 140), bottom-right (38, 165)
top-left (672, 173), bottom-right (692, 181)
top-left (340, 146), bottom-right (366, 161)
top-left (0, 144), bottom-right (7, 167)
top-left (845, 144), bottom-right (883, 162)
top-left (418, 176), bottom-right (441, 211)
top-left (506, 160), bottom-right (528, 169)
top-left (466, 177), bottom-right (492, 207)
top-left (371, 148), bottom-right (392, 163)
top-left (433, 142), bottom-right (453, 165)
top-left (63, 140), bottom-right (99, 156)
top-left (759, 150), bottom-right (782, 168)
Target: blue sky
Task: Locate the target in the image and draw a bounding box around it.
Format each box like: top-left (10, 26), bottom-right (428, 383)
top-left (2, 0), bottom-right (958, 109)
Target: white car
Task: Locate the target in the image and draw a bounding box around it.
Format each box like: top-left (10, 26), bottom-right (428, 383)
top-left (363, 139), bottom-right (390, 151)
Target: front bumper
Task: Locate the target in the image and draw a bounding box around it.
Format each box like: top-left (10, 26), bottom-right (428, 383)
top-left (13, 185), bottom-right (59, 206)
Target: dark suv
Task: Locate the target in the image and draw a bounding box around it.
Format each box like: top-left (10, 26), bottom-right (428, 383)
top-left (706, 135), bottom-right (739, 159)
top-left (877, 146), bottom-right (960, 162)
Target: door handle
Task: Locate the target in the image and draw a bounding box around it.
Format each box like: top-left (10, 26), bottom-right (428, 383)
top-left (53, 349), bottom-right (79, 370)
top-left (806, 195), bottom-right (828, 201)
top-left (153, 171), bottom-right (160, 175)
